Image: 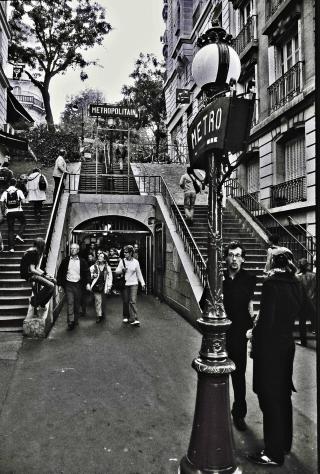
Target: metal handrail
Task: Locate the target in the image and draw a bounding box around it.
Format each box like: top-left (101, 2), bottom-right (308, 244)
top-left (158, 177), bottom-right (207, 285)
top-left (287, 215), bottom-right (316, 258)
top-left (225, 177), bottom-right (314, 262)
top-left (40, 173), bottom-right (66, 271)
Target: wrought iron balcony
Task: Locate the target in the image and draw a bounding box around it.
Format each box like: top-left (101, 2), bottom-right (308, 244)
top-left (268, 61), bottom-right (304, 113)
top-left (14, 94), bottom-right (44, 110)
top-left (270, 176), bottom-right (306, 207)
top-left (233, 16), bottom-right (257, 56)
top-left (266, 0), bottom-right (285, 20)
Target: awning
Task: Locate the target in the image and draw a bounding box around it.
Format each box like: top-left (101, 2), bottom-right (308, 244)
top-left (0, 129), bottom-right (28, 151)
top-left (7, 90), bottom-right (34, 125)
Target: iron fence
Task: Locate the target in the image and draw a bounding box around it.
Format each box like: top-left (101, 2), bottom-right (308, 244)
top-left (268, 62), bottom-right (304, 113)
top-left (270, 177), bottom-right (307, 207)
top-left (232, 16), bottom-right (257, 56)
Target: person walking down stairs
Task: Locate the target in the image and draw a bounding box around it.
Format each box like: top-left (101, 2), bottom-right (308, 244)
top-left (179, 167), bottom-right (201, 225)
top-left (0, 178), bottom-right (26, 252)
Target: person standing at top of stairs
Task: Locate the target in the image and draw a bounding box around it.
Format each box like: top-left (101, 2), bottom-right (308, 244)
top-left (52, 149), bottom-right (67, 200)
top-left (0, 178), bottom-right (26, 253)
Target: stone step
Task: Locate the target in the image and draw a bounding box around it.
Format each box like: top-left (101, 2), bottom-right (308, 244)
top-left (0, 287), bottom-right (31, 296)
top-left (0, 305), bottom-right (28, 316)
top-left (0, 279), bottom-right (31, 288)
top-left (0, 295), bottom-right (29, 304)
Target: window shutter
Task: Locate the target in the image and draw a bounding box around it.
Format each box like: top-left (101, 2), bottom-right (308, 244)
top-left (285, 136), bottom-right (305, 181)
top-left (247, 157), bottom-right (259, 192)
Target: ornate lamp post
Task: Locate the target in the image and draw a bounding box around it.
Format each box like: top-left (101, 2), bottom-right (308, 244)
top-left (179, 22), bottom-right (252, 474)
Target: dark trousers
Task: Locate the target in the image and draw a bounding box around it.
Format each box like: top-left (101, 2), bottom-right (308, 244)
top-left (53, 176), bottom-right (64, 201)
top-left (7, 211), bottom-right (26, 249)
top-left (122, 285), bottom-right (139, 322)
top-left (30, 274), bottom-right (55, 307)
top-left (227, 332), bottom-right (248, 419)
top-left (257, 389), bottom-right (292, 464)
top-left (65, 281), bottom-right (82, 324)
top-left (31, 200), bottom-right (43, 218)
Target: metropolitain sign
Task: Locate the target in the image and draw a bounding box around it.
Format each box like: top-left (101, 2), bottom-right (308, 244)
top-left (187, 96), bottom-right (254, 169)
top-left (89, 104), bottom-right (140, 119)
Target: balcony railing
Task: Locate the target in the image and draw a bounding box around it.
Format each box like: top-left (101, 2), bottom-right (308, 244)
top-left (266, 0), bottom-right (285, 20)
top-left (270, 176), bottom-right (307, 207)
top-left (15, 94), bottom-right (44, 109)
top-left (268, 61), bottom-right (304, 113)
top-left (233, 16), bottom-right (257, 56)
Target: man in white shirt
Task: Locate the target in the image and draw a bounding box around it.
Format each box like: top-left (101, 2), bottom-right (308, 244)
top-left (179, 167), bottom-right (200, 225)
top-left (52, 149), bottom-right (67, 200)
top-left (56, 243), bottom-right (91, 330)
top-left (0, 178), bottom-right (26, 252)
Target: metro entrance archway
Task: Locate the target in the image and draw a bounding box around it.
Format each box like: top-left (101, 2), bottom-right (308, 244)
top-left (71, 215), bottom-right (154, 291)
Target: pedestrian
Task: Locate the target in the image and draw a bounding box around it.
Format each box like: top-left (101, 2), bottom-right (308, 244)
top-left (20, 237), bottom-right (55, 315)
top-left (52, 148), bottom-right (67, 201)
top-left (56, 243), bottom-right (91, 330)
top-left (248, 248), bottom-right (312, 467)
top-left (264, 233), bottom-right (281, 274)
top-left (296, 257), bottom-right (316, 333)
top-left (27, 168), bottom-right (48, 221)
top-left (89, 252), bottom-right (113, 323)
top-left (0, 178), bottom-right (26, 252)
top-left (16, 174), bottom-right (28, 198)
top-left (108, 247), bottom-right (120, 294)
top-left (179, 167), bottom-right (201, 224)
top-left (0, 160), bottom-right (14, 196)
top-left (115, 244), bottom-right (145, 326)
top-left (223, 241), bottom-right (256, 431)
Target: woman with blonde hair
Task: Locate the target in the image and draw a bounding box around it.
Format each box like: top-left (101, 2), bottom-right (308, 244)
top-left (115, 245), bottom-right (145, 326)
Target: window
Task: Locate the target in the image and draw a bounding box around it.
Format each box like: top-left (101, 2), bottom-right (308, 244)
top-left (276, 30), bottom-right (300, 78)
top-left (284, 135), bottom-right (305, 181)
top-left (239, 1), bottom-right (253, 30)
top-left (246, 155), bottom-right (259, 192)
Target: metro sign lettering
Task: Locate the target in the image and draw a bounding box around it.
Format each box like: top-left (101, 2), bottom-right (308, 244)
top-left (89, 104), bottom-right (139, 119)
top-left (187, 96), bottom-right (254, 169)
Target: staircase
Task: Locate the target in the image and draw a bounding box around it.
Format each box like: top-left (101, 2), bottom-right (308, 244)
top-left (178, 204), bottom-right (266, 315)
top-left (0, 203), bottom-right (52, 332)
top-left (78, 161), bottom-right (106, 193)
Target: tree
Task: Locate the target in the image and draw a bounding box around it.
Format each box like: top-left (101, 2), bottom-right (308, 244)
top-left (121, 53), bottom-right (166, 159)
top-left (60, 88), bottom-right (105, 140)
top-left (9, 0), bottom-right (111, 131)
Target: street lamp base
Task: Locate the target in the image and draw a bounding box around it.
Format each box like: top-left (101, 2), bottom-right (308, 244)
top-left (179, 456), bottom-right (242, 474)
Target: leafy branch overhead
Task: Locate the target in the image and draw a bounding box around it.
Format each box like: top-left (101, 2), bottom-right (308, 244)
top-left (9, 0), bottom-right (112, 129)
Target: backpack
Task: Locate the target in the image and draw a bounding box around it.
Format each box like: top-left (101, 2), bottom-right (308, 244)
top-left (6, 190), bottom-right (20, 209)
top-left (38, 174), bottom-right (47, 191)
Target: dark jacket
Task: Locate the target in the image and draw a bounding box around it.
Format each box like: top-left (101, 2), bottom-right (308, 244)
top-left (56, 256), bottom-right (91, 288)
top-left (252, 272), bottom-right (309, 394)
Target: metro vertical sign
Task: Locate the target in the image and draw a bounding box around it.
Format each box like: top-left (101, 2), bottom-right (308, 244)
top-left (187, 96), bottom-right (254, 169)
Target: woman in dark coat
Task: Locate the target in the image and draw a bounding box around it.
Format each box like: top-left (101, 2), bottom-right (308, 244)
top-left (248, 247), bottom-right (310, 467)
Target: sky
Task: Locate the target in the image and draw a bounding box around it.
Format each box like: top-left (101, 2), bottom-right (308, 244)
top-left (51, 0), bottom-right (164, 123)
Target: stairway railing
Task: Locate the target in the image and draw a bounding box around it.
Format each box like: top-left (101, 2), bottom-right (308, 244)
top-left (159, 177), bottom-right (207, 285)
top-left (225, 178), bottom-right (314, 264)
top-left (40, 172), bottom-right (66, 270)
top-left (287, 215), bottom-right (316, 259)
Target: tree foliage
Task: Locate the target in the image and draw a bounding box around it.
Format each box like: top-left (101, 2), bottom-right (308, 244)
top-left (121, 53), bottom-right (166, 154)
top-left (60, 88), bottom-right (105, 139)
top-left (9, 0), bottom-right (111, 130)
top-left (26, 125), bottom-right (80, 166)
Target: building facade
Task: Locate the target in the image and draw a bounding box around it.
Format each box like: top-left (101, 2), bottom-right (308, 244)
top-left (10, 74), bottom-right (46, 125)
top-left (162, 0), bottom-right (315, 242)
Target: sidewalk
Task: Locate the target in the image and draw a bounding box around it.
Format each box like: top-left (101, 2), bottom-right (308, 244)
top-left (0, 295), bottom-right (316, 474)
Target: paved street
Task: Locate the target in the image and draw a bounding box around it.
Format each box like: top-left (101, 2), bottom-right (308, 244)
top-left (0, 295), bottom-right (316, 474)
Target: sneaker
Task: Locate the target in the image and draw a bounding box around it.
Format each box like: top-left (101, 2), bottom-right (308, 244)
top-left (122, 318), bottom-right (129, 323)
top-left (67, 322), bottom-right (75, 331)
top-left (130, 320), bottom-right (140, 327)
top-left (247, 451), bottom-right (283, 466)
top-left (9, 248), bottom-right (14, 253)
top-left (96, 316), bottom-right (103, 323)
top-left (232, 416), bottom-right (247, 431)
top-left (15, 235), bottom-right (24, 243)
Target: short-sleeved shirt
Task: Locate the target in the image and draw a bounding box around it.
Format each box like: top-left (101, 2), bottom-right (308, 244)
top-left (53, 155), bottom-right (67, 177)
top-left (0, 186), bottom-right (25, 214)
top-left (223, 268), bottom-right (256, 333)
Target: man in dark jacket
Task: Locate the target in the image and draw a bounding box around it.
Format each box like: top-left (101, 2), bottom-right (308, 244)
top-left (57, 243), bottom-right (91, 330)
top-left (223, 241), bottom-right (256, 431)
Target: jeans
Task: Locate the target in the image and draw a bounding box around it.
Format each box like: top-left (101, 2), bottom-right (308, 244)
top-left (7, 211), bottom-right (26, 249)
top-left (93, 291), bottom-right (106, 318)
top-left (31, 200), bottom-right (43, 218)
top-left (183, 191), bottom-right (196, 221)
top-left (30, 274), bottom-right (55, 308)
top-left (122, 285), bottom-right (139, 322)
top-left (65, 281), bottom-right (82, 324)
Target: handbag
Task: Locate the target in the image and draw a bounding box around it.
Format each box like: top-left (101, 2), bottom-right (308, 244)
top-left (115, 259), bottom-right (126, 290)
